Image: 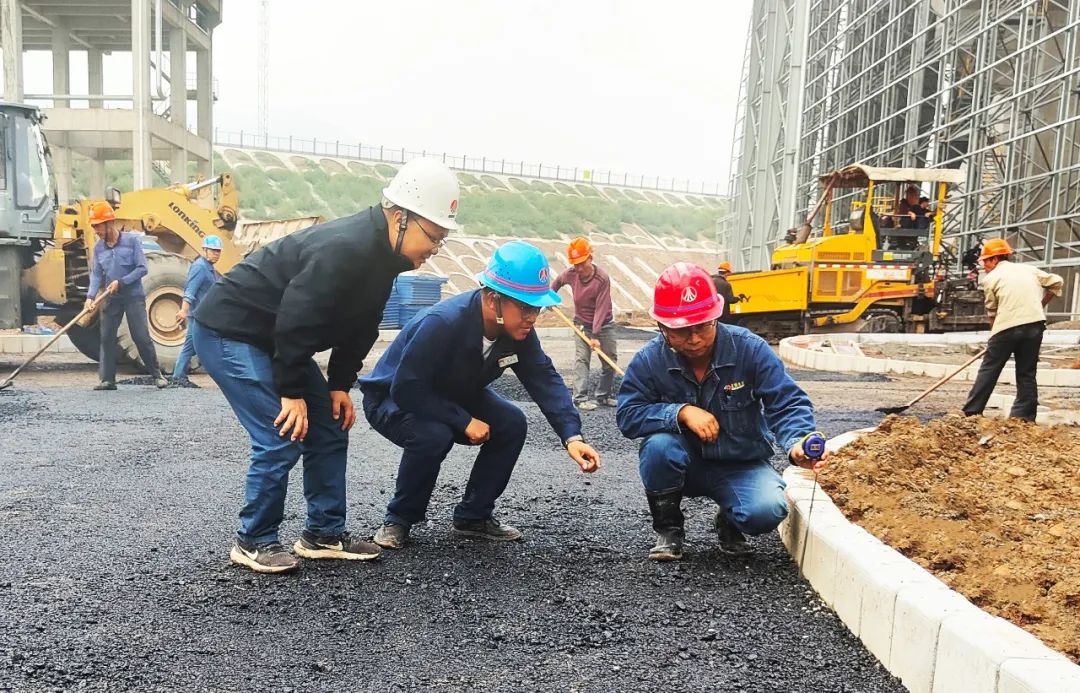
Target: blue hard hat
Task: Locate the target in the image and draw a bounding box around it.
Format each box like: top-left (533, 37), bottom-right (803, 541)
top-left (202, 235), bottom-right (223, 250)
top-left (475, 241), bottom-right (562, 308)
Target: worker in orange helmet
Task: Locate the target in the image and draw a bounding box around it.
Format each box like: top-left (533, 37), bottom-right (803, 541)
top-left (711, 260), bottom-right (744, 324)
top-left (84, 201), bottom-right (168, 390)
top-left (551, 237), bottom-right (617, 411)
top-left (962, 238), bottom-right (1063, 420)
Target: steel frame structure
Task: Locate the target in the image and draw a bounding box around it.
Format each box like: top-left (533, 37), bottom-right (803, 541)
top-left (727, 0), bottom-right (1080, 315)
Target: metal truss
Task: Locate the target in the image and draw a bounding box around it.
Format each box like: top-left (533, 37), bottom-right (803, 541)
top-left (729, 0), bottom-right (1080, 314)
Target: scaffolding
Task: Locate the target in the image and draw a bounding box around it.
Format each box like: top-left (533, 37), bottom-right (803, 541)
top-left (727, 0), bottom-right (1080, 316)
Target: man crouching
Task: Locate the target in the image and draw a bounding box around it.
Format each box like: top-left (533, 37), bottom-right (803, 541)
top-left (616, 262), bottom-right (827, 560)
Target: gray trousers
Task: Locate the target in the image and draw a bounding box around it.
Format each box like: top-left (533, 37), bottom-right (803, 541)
top-left (573, 322), bottom-right (618, 402)
top-left (99, 294), bottom-right (162, 382)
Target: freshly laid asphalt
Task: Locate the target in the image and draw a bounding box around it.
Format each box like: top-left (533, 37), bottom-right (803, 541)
top-left (0, 369), bottom-right (904, 692)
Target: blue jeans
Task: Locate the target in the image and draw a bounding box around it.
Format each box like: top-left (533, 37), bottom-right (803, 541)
top-left (172, 328), bottom-right (196, 379)
top-left (638, 432), bottom-right (788, 536)
top-left (362, 387), bottom-right (527, 529)
top-left (191, 320), bottom-right (349, 544)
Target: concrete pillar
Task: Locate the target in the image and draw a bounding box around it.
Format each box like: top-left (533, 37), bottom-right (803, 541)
top-left (196, 46), bottom-right (212, 176)
top-left (1, 0), bottom-right (23, 101)
top-left (51, 21), bottom-right (72, 202)
top-left (132, 0), bottom-right (153, 190)
top-left (169, 26), bottom-right (188, 182)
top-left (90, 158), bottom-right (106, 199)
top-left (88, 49), bottom-right (103, 108)
top-left (51, 20), bottom-right (70, 107)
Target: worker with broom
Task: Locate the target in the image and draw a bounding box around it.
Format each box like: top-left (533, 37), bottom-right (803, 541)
top-left (190, 158), bottom-right (461, 574)
top-left (616, 262), bottom-right (826, 560)
top-left (84, 201), bottom-right (168, 391)
top-left (962, 238), bottom-right (1063, 421)
top-left (551, 237), bottom-right (617, 411)
top-left (361, 240), bottom-right (602, 550)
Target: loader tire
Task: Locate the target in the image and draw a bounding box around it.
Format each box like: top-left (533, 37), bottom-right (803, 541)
top-left (858, 310), bottom-right (903, 334)
top-left (117, 252), bottom-right (192, 374)
top-left (57, 302), bottom-right (106, 364)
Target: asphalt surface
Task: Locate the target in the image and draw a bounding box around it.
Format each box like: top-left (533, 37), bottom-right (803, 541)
top-left (0, 370), bottom-right (903, 692)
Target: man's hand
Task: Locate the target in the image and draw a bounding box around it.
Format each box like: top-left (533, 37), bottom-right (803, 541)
top-left (329, 390), bottom-right (356, 431)
top-left (106, 280), bottom-right (120, 295)
top-left (590, 338), bottom-right (601, 350)
top-left (788, 442), bottom-right (830, 472)
top-left (567, 440), bottom-right (601, 473)
top-left (175, 307), bottom-right (189, 325)
top-left (84, 298), bottom-right (94, 312)
top-left (464, 418), bottom-right (491, 445)
top-left (678, 405), bottom-right (720, 443)
top-left (274, 397), bottom-right (308, 442)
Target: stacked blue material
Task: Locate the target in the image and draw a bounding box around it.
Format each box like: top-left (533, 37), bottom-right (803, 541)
top-left (378, 275), bottom-right (449, 329)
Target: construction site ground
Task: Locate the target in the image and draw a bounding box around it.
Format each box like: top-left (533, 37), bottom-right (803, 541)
top-left (863, 341), bottom-right (1080, 370)
top-left (1, 330), bottom-right (1065, 692)
top-left (822, 415), bottom-right (1080, 664)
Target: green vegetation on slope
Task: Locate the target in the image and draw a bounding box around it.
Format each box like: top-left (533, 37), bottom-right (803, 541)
top-left (68, 151), bottom-right (725, 241)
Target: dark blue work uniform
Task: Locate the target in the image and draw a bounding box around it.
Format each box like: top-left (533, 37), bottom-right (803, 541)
top-left (87, 232), bottom-right (162, 382)
top-left (616, 324), bottom-right (817, 535)
top-left (359, 290), bottom-right (582, 528)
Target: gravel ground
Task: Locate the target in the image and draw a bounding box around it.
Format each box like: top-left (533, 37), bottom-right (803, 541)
top-left (0, 365), bottom-right (905, 693)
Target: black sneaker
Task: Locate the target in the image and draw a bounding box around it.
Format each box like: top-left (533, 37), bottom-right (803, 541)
top-left (373, 523), bottom-right (409, 549)
top-left (597, 397), bottom-right (618, 407)
top-left (649, 528), bottom-right (684, 561)
top-left (293, 530), bottom-right (382, 561)
top-left (451, 517), bottom-right (523, 542)
top-left (229, 539), bottom-right (299, 574)
top-left (714, 509), bottom-right (752, 556)
top-left (93, 381), bottom-right (116, 391)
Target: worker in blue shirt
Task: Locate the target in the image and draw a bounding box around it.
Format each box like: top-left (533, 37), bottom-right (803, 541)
top-left (172, 235), bottom-right (224, 380)
top-left (360, 241), bottom-right (602, 549)
top-left (84, 201), bottom-right (167, 390)
top-left (616, 262), bottom-right (828, 561)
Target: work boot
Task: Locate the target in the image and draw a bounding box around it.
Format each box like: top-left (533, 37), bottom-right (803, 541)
top-left (93, 381), bottom-right (117, 391)
top-left (292, 530), bottom-right (382, 561)
top-left (451, 517), bottom-right (523, 542)
top-left (714, 508), bottom-right (752, 556)
top-left (373, 522), bottom-right (409, 550)
top-left (229, 538), bottom-right (300, 574)
top-left (597, 396), bottom-right (618, 407)
top-left (577, 400), bottom-right (598, 412)
top-left (154, 374), bottom-right (169, 389)
top-left (646, 490), bottom-right (685, 561)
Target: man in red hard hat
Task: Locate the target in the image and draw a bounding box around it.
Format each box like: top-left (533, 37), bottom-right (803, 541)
top-left (552, 236), bottom-right (617, 411)
top-left (615, 262), bottom-right (826, 560)
top-left (962, 238), bottom-right (1063, 420)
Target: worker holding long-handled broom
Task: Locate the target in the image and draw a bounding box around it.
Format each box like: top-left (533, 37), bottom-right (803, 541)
top-left (551, 237), bottom-right (618, 411)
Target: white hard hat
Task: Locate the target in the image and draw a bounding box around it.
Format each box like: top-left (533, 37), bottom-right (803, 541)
top-left (382, 158), bottom-right (461, 231)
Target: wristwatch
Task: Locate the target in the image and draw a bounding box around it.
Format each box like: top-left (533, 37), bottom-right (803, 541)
top-left (563, 434), bottom-right (585, 449)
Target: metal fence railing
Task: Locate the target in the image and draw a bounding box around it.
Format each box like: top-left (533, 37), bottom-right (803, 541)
top-left (214, 129), bottom-right (723, 196)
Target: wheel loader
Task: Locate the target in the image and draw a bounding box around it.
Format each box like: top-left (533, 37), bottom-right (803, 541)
top-left (726, 164), bottom-right (989, 340)
top-left (0, 102), bottom-right (320, 371)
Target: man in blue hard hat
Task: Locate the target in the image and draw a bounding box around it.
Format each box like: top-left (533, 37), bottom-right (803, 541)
top-left (172, 235), bottom-right (224, 381)
top-left (360, 240), bottom-right (602, 549)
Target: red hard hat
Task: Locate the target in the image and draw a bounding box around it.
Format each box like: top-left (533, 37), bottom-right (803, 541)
top-left (650, 262), bottom-right (725, 328)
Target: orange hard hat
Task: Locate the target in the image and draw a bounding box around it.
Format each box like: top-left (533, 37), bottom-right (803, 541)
top-left (717, 261), bottom-right (733, 274)
top-left (567, 237), bottom-right (592, 265)
top-left (978, 238), bottom-right (1013, 261)
top-left (88, 201), bottom-right (116, 226)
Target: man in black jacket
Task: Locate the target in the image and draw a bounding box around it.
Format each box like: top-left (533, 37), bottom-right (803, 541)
top-left (191, 158), bottom-right (461, 574)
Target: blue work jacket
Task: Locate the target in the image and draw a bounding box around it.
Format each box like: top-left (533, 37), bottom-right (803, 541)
top-left (616, 324), bottom-right (817, 462)
top-left (87, 232), bottom-right (148, 299)
top-left (183, 256), bottom-right (221, 309)
top-left (359, 290), bottom-right (582, 444)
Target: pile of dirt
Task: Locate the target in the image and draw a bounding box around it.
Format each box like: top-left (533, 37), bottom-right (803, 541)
top-left (821, 414), bottom-right (1080, 662)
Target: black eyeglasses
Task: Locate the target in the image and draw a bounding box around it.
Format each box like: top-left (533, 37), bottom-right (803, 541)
top-left (503, 295), bottom-right (542, 317)
top-left (661, 321), bottom-right (716, 340)
top-left (413, 217), bottom-right (448, 248)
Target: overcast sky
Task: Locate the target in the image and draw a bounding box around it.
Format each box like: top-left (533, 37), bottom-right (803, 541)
top-left (14, 1), bottom-right (752, 185)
